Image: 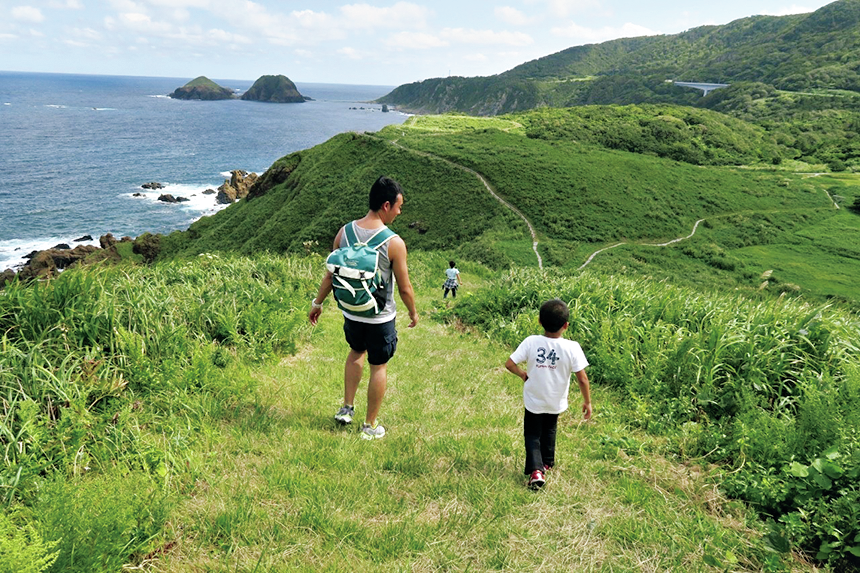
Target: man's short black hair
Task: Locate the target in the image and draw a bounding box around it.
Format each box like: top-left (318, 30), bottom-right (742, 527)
top-left (539, 298), bottom-right (569, 333)
top-left (369, 176), bottom-right (403, 212)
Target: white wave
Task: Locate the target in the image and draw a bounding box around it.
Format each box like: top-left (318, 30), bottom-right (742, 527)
top-left (126, 182), bottom-right (229, 213)
top-left (148, 94), bottom-right (170, 99)
top-left (45, 104), bottom-right (67, 109)
top-left (0, 236), bottom-right (100, 271)
top-left (93, 107), bottom-right (116, 111)
top-left (3, 103), bottom-right (10, 106)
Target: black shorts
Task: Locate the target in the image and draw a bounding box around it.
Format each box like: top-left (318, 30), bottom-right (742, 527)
top-left (343, 317), bottom-right (398, 365)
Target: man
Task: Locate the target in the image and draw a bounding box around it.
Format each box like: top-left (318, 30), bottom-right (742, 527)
top-left (308, 176), bottom-right (419, 440)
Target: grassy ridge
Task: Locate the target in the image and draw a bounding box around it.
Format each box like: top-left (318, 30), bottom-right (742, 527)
top-left (160, 111), bottom-right (860, 303)
top-left (159, 132), bottom-right (528, 266)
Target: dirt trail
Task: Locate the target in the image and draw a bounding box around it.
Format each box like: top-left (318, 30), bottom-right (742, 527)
top-left (378, 136), bottom-right (543, 269)
top-left (577, 219), bottom-right (706, 270)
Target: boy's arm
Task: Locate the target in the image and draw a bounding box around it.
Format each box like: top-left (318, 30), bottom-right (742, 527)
top-left (505, 358), bottom-right (528, 382)
top-left (575, 369), bottom-right (592, 420)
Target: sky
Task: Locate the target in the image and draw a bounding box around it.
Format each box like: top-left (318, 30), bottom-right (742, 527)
top-left (0, 0), bottom-right (837, 86)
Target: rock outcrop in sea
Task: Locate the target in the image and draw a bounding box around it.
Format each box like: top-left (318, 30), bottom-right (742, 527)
top-left (240, 75), bottom-right (307, 103)
top-left (169, 76), bottom-right (235, 101)
top-left (216, 170), bottom-right (259, 204)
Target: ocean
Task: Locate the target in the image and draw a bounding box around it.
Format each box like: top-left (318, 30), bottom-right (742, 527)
top-left (0, 71), bottom-right (408, 270)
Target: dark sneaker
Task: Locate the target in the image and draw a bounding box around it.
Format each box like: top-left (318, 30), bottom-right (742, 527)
top-left (360, 422), bottom-right (385, 440)
top-left (334, 405), bottom-right (355, 425)
top-left (528, 469), bottom-right (546, 490)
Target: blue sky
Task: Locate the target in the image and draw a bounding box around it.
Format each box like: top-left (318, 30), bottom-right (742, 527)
top-left (0, 0), bottom-right (835, 86)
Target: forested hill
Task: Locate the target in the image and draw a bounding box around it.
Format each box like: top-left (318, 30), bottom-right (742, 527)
top-left (378, 0), bottom-right (860, 115)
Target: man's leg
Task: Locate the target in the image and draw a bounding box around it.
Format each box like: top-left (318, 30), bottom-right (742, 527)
top-left (365, 362), bottom-right (387, 426)
top-left (344, 349), bottom-right (365, 407)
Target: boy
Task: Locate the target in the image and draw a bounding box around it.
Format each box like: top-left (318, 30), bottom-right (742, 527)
top-left (505, 298), bottom-right (592, 489)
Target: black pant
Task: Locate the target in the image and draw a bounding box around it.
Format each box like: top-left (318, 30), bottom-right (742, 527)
top-left (523, 408), bottom-right (559, 474)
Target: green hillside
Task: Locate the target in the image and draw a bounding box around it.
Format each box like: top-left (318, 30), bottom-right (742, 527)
top-left (160, 111), bottom-right (860, 306)
top-left (378, 0), bottom-right (860, 115)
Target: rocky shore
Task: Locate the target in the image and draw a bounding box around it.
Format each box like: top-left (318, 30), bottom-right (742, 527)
top-left (0, 170), bottom-right (260, 289)
top-left (0, 232), bottom-right (162, 288)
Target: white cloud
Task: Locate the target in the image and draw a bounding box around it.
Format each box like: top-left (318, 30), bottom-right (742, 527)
top-left (117, 12), bottom-right (174, 34)
top-left (495, 6), bottom-right (534, 26)
top-left (340, 2), bottom-right (430, 30)
top-left (547, 0), bottom-right (602, 18)
top-left (143, 0), bottom-right (210, 7)
top-left (441, 28), bottom-right (533, 47)
top-left (464, 53), bottom-right (488, 62)
top-left (0, 33), bottom-right (18, 41)
top-left (206, 28), bottom-right (251, 44)
top-left (11, 6), bottom-right (45, 23)
top-left (551, 21), bottom-right (657, 43)
top-left (69, 27), bottom-right (102, 40)
top-left (385, 31), bottom-right (448, 49)
top-left (291, 9), bottom-right (334, 29)
top-left (109, 0), bottom-right (143, 11)
top-left (337, 46), bottom-right (362, 59)
top-left (294, 48), bottom-right (313, 57)
top-left (49, 0), bottom-right (84, 8)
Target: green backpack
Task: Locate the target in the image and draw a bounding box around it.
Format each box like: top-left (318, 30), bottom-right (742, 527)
top-left (326, 222), bottom-right (397, 317)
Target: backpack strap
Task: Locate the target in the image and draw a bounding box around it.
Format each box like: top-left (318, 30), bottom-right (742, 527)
top-left (343, 221), bottom-right (359, 247)
top-left (343, 222), bottom-right (396, 250)
top-left (365, 226), bottom-right (396, 250)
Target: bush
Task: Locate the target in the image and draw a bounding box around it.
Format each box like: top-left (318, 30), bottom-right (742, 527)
top-left (0, 512), bottom-right (58, 573)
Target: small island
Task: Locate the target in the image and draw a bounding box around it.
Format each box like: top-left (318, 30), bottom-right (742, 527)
top-left (168, 76), bottom-right (234, 100)
top-left (240, 75), bottom-right (308, 103)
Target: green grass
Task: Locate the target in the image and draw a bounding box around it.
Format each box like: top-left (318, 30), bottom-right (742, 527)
top-left (2, 252), bottom-right (836, 572)
top-left (149, 261), bottom-right (801, 572)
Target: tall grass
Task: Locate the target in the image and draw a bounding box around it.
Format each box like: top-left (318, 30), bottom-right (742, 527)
top-left (0, 253), bottom-right (317, 570)
top-left (443, 267), bottom-right (860, 569)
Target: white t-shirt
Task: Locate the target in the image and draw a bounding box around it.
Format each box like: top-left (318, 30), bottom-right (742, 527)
top-left (445, 267), bottom-right (459, 280)
top-left (509, 335), bottom-right (589, 414)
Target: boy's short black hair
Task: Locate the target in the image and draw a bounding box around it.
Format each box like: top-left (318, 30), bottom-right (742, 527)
top-left (539, 298), bottom-right (569, 333)
top-left (369, 176), bottom-right (403, 211)
top-left (449, 260), bottom-right (456, 268)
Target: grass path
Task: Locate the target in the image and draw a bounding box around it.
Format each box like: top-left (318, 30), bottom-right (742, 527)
top-left (150, 276), bottom-right (812, 572)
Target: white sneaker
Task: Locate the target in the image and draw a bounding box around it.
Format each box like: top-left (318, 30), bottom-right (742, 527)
top-left (360, 422), bottom-right (385, 440)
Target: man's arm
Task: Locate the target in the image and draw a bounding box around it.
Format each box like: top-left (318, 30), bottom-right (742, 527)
top-left (575, 369), bottom-right (592, 420)
top-left (308, 227), bottom-right (344, 325)
top-left (388, 235), bottom-right (418, 328)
